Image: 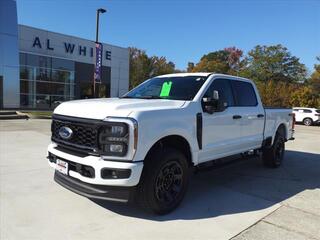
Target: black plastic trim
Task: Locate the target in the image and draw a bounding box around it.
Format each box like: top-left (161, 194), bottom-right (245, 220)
top-left (233, 115), bottom-right (242, 119)
top-left (262, 136), bottom-right (273, 149)
top-left (54, 171), bottom-right (135, 202)
top-left (196, 112), bottom-right (202, 149)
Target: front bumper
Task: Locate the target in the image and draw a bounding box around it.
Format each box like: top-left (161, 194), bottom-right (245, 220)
top-left (54, 171), bottom-right (135, 202)
top-left (47, 143), bottom-right (144, 187)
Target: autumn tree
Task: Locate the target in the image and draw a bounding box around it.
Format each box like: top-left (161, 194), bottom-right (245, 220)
top-left (240, 44), bottom-right (307, 83)
top-left (309, 56), bottom-right (320, 94)
top-left (189, 47), bottom-right (243, 74)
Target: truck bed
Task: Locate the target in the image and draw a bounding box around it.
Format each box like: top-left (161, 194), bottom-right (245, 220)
top-left (264, 108), bottom-right (294, 141)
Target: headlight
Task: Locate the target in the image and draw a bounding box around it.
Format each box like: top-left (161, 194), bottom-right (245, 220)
top-left (98, 123), bottom-right (128, 156)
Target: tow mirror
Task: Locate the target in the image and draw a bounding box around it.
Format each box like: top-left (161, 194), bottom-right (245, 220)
top-left (202, 90), bottom-right (226, 114)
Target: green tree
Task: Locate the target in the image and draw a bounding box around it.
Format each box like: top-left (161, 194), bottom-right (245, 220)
top-left (129, 47), bottom-right (176, 89)
top-left (240, 44), bottom-right (307, 83)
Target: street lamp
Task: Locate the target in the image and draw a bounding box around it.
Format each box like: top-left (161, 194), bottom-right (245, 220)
top-left (94, 8), bottom-right (106, 97)
top-left (96, 8), bottom-right (106, 43)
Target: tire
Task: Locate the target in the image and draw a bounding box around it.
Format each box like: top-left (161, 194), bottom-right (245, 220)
top-left (303, 118), bottom-right (313, 126)
top-left (136, 147), bottom-right (190, 215)
top-left (262, 131), bottom-right (285, 168)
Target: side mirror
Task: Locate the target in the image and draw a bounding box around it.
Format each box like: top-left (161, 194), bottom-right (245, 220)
top-left (202, 90), bottom-right (226, 114)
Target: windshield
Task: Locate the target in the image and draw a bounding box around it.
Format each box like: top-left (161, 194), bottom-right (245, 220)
top-left (123, 76), bottom-right (208, 100)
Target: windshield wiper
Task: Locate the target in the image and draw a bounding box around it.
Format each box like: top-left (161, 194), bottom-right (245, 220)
top-left (121, 95), bottom-right (169, 100)
top-left (138, 96), bottom-right (164, 99)
top-left (121, 96), bottom-right (138, 99)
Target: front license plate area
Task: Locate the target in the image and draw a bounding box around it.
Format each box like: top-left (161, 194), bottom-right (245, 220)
top-left (56, 159), bottom-right (68, 175)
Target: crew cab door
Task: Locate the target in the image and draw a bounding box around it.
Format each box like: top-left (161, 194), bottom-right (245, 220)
top-left (198, 78), bottom-right (243, 163)
top-left (230, 80), bottom-right (265, 150)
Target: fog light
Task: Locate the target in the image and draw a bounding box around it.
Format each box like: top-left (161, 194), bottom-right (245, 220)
top-left (101, 168), bottom-right (131, 179)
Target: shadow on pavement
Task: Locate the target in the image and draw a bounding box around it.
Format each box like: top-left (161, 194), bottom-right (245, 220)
top-left (91, 150), bottom-right (320, 221)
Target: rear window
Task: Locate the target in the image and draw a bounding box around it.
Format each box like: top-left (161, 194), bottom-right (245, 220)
top-left (231, 80), bottom-right (258, 106)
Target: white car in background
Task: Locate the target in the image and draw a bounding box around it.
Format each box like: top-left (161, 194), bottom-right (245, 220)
top-left (293, 107), bottom-right (320, 126)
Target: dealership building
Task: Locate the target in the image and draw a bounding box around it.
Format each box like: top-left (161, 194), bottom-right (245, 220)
top-left (0, 0), bottom-right (129, 109)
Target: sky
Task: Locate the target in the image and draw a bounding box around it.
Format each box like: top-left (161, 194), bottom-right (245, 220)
top-left (16, 0), bottom-right (320, 72)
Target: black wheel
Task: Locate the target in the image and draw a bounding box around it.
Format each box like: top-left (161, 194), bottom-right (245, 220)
top-left (136, 147), bottom-right (190, 215)
top-left (262, 131), bottom-right (285, 168)
top-left (303, 118), bottom-right (313, 126)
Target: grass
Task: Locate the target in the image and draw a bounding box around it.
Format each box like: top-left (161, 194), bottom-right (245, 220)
top-left (21, 111), bottom-right (53, 118)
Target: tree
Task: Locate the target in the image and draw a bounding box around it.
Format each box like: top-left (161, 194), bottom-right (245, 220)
top-left (291, 85), bottom-right (320, 108)
top-left (224, 47), bottom-right (243, 74)
top-left (190, 47), bottom-right (243, 74)
top-left (309, 56), bottom-right (320, 94)
top-left (187, 62), bottom-right (194, 72)
top-left (240, 44), bottom-right (307, 83)
top-left (149, 56), bottom-right (175, 77)
top-left (129, 47), bottom-right (176, 89)
top-left (129, 47), bottom-right (152, 89)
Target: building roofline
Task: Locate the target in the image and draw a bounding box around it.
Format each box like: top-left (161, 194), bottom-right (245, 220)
top-left (18, 24), bottom-right (129, 50)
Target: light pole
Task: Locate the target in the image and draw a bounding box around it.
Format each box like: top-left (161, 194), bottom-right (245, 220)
top-left (96, 8), bottom-right (106, 43)
top-left (94, 8), bottom-right (106, 97)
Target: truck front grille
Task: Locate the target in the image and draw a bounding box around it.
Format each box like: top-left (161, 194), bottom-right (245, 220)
top-left (51, 115), bottom-right (101, 153)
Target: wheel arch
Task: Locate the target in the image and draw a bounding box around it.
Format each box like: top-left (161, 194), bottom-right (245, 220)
top-left (144, 135), bottom-right (194, 167)
top-left (273, 123), bottom-right (287, 143)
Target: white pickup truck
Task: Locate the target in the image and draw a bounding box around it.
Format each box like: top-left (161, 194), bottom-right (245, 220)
top-left (48, 73), bottom-right (295, 214)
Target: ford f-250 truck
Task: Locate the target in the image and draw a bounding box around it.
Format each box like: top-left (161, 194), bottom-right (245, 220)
top-left (47, 73), bottom-right (295, 214)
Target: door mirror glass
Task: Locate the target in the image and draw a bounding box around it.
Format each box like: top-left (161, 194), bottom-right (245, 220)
top-left (202, 90), bottom-right (226, 114)
top-left (213, 90), bottom-right (219, 100)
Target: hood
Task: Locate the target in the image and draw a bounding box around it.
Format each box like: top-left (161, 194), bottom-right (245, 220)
top-left (54, 98), bottom-right (186, 120)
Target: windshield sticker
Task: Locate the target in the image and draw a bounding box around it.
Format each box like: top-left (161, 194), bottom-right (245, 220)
top-left (160, 81), bottom-right (172, 97)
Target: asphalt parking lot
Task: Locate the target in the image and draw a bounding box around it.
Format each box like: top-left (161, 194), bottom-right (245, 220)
top-left (0, 120), bottom-right (319, 240)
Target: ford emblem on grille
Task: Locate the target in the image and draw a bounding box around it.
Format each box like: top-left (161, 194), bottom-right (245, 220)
top-left (59, 126), bottom-right (73, 139)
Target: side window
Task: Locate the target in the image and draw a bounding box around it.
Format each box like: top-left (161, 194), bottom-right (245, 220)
top-left (204, 79), bottom-right (234, 107)
top-left (231, 80), bottom-right (258, 106)
top-left (303, 109), bottom-right (312, 113)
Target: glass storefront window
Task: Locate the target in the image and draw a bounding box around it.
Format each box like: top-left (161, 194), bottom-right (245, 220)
top-left (20, 94), bottom-right (36, 108)
top-left (52, 69), bottom-right (73, 83)
top-left (19, 53), bottom-right (75, 109)
top-left (52, 57), bottom-right (74, 71)
top-left (20, 80), bottom-right (35, 94)
top-left (20, 66), bottom-right (35, 80)
top-left (36, 67), bottom-right (51, 81)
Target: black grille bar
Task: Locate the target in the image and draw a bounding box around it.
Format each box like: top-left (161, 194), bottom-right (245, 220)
top-left (51, 114), bottom-right (104, 154)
